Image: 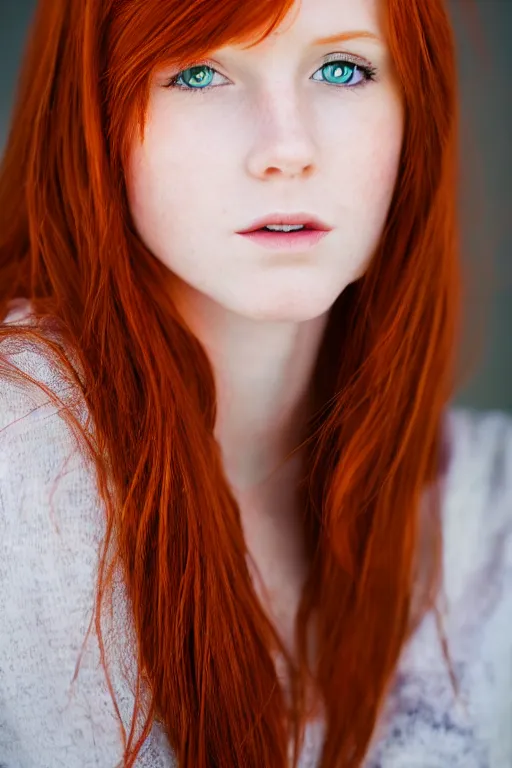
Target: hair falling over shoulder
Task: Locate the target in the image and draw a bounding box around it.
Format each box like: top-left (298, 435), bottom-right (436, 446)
top-left (0, 0), bottom-right (483, 765)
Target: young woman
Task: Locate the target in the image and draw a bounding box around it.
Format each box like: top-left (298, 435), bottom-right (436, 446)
top-left (0, 0), bottom-right (510, 766)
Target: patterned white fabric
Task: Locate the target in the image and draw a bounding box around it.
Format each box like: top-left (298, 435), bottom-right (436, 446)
top-left (0, 298), bottom-right (511, 767)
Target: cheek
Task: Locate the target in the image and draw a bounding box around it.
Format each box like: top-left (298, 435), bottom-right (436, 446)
top-left (126, 120), bottom-right (218, 239)
top-left (125, 149), bottom-right (156, 248)
top-left (331, 106), bottom-right (403, 277)
top-left (125, 137), bottom-right (187, 249)
top-left (345, 109), bottom-right (403, 222)
top-left (125, 135), bottom-right (225, 290)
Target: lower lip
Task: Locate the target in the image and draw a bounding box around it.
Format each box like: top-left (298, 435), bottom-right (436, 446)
top-left (238, 229), bottom-right (330, 250)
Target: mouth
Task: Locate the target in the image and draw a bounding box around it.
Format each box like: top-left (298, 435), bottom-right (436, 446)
top-left (237, 227), bottom-right (330, 252)
top-left (237, 213), bottom-right (332, 234)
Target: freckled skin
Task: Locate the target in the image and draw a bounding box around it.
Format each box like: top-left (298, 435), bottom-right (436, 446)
top-left (126, 0), bottom-right (404, 326)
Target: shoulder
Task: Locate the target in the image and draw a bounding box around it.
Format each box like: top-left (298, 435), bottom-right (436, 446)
top-left (441, 406), bottom-right (512, 608)
top-left (0, 299), bottom-right (103, 570)
top-left (0, 301), bottom-right (121, 764)
top-left (439, 407), bottom-right (512, 761)
top-left (0, 301), bottom-right (176, 765)
top-left (0, 298), bottom-right (91, 518)
top-left (443, 405), bottom-right (512, 497)
top-left (0, 298), bottom-right (104, 651)
top-left (368, 408), bottom-right (512, 766)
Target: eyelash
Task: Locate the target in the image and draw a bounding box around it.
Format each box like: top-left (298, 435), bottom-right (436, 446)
top-left (164, 54), bottom-right (378, 95)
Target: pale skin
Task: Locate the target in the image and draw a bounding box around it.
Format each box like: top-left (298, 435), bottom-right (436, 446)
top-left (126, 0), bottom-right (404, 657)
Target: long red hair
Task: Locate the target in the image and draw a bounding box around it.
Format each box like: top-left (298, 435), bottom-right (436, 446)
top-left (0, 0), bottom-right (484, 765)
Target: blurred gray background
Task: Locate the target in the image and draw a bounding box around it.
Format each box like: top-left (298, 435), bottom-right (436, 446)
top-left (0, 1), bottom-right (510, 412)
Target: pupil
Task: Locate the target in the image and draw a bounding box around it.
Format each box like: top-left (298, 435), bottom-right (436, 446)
top-left (186, 66), bottom-right (211, 87)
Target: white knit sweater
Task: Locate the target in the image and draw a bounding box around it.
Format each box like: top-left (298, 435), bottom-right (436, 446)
top-left (0, 298), bottom-right (511, 767)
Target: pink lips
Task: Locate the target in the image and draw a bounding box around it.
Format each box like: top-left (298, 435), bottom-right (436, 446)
top-left (236, 213), bottom-right (332, 252)
top-left (238, 228), bottom-right (329, 251)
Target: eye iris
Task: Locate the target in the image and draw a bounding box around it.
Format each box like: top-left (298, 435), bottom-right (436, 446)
top-left (182, 65), bottom-right (214, 88)
top-left (323, 62), bottom-right (355, 85)
top-left (177, 61), bottom-right (359, 90)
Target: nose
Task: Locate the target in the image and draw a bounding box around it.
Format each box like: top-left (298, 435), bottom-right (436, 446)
top-left (245, 93), bottom-right (317, 180)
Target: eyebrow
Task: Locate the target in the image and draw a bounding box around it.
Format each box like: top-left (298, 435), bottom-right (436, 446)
top-left (311, 31), bottom-right (382, 46)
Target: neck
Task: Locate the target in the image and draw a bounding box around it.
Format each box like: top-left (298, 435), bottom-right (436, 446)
top-left (171, 279), bottom-right (329, 493)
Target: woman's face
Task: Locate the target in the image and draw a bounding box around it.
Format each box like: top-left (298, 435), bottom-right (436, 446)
top-left (126, 0), bottom-right (403, 323)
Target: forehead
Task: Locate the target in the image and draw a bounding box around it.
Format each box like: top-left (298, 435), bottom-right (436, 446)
top-left (220, 0), bottom-right (386, 63)
top-left (252, 0), bottom-right (383, 48)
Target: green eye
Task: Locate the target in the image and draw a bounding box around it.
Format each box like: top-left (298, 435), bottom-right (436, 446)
top-left (165, 58), bottom-right (377, 94)
top-left (177, 65), bottom-right (215, 89)
top-left (320, 62), bottom-right (358, 85)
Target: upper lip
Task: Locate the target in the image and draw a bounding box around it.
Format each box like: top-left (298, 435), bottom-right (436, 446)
top-left (237, 212), bottom-right (332, 233)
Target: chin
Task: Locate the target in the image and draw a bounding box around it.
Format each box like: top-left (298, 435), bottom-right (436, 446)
top-left (227, 289), bottom-right (343, 324)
